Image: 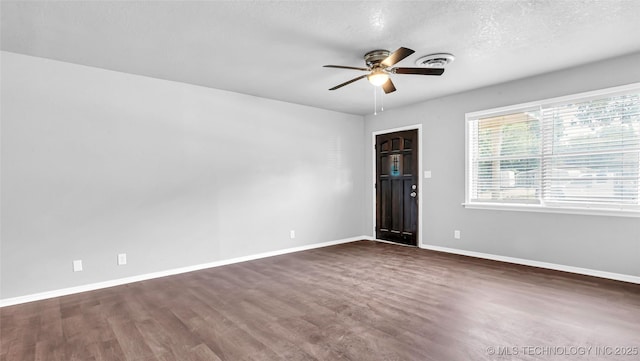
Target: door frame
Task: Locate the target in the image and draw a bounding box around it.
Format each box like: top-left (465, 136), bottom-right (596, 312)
top-left (372, 124), bottom-right (423, 247)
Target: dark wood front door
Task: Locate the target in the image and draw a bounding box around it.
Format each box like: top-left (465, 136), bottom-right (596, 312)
top-left (376, 130), bottom-right (419, 246)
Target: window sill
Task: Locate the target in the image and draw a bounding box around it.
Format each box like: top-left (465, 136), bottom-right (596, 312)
top-left (462, 202), bottom-right (640, 218)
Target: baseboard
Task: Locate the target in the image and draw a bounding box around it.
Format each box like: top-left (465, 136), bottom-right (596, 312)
top-left (419, 243), bottom-right (640, 284)
top-left (0, 236), bottom-right (365, 307)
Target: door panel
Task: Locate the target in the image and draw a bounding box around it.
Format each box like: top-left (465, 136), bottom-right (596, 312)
top-left (376, 129), bottom-right (418, 246)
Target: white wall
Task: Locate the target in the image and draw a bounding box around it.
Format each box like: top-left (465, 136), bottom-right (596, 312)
top-left (364, 52), bottom-right (640, 278)
top-left (0, 52), bottom-right (365, 299)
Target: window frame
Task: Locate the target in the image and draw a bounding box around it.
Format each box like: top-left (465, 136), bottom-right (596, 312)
top-left (464, 83), bottom-right (640, 218)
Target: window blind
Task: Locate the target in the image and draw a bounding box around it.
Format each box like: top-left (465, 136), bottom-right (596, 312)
top-left (541, 93), bottom-right (640, 208)
top-left (470, 110), bottom-right (541, 203)
top-left (467, 84), bottom-right (640, 213)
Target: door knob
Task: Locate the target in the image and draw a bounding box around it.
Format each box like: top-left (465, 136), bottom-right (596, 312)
top-left (410, 192), bottom-right (417, 198)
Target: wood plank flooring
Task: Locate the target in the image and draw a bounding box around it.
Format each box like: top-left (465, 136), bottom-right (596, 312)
top-left (1, 241), bottom-right (639, 361)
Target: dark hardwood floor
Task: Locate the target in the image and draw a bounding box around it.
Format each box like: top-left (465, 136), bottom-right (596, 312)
top-left (1, 241), bottom-right (639, 361)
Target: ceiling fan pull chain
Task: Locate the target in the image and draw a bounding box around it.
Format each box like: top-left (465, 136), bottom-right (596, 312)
top-left (374, 86), bottom-right (377, 115)
top-left (381, 88), bottom-right (384, 112)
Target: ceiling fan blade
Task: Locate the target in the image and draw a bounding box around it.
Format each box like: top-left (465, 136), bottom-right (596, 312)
top-left (323, 65), bottom-right (370, 71)
top-left (329, 74), bottom-right (368, 90)
top-left (381, 47), bottom-right (415, 67)
top-left (382, 78), bottom-right (396, 94)
top-left (393, 67), bottom-right (445, 75)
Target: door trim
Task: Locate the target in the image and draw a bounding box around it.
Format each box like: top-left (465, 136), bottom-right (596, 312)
top-left (372, 124), bottom-right (423, 247)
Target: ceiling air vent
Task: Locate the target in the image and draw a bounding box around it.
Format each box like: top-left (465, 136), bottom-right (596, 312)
top-left (415, 53), bottom-right (455, 68)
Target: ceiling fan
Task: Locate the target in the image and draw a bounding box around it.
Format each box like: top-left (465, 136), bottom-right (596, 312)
top-left (323, 47), bottom-right (444, 94)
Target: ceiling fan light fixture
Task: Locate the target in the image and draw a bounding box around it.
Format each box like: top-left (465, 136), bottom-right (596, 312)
top-left (367, 70), bottom-right (389, 86)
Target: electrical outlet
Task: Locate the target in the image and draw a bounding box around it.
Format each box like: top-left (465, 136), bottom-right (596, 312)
top-left (290, 230), bottom-right (296, 239)
top-left (117, 253), bottom-right (127, 265)
top-left (72, 260), bottom-right (83, 272)
top-left (454, 230), bottom-right (461, 239)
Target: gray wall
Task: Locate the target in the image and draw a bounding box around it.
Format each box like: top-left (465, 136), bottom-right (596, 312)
top-left (1, 52), bottom-right (365, 299)
top-left (364, 52), bottom-right (640, 277)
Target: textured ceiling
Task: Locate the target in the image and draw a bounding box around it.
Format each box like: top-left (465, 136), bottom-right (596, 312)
top-left (2, 1), bottom-right (640, 115)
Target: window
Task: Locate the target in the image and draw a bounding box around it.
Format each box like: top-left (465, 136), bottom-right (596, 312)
top-left (466, 83), bottom-right (640, 216)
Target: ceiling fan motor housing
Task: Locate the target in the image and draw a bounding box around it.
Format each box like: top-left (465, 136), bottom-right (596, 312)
top-left (364, 50), bottom-right (391, 67)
